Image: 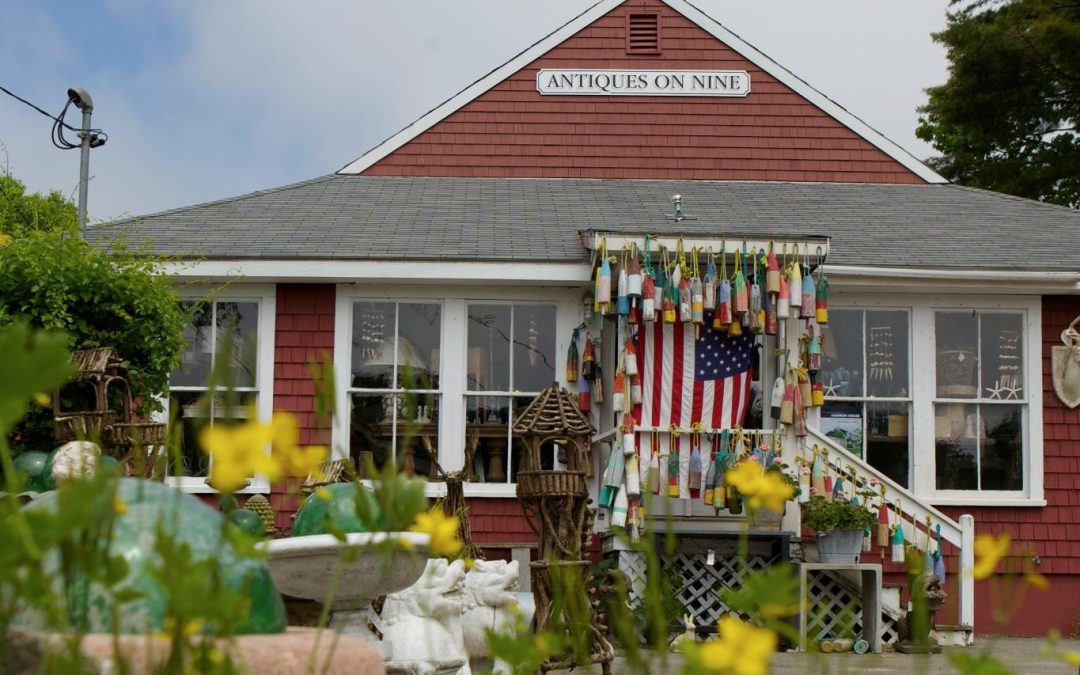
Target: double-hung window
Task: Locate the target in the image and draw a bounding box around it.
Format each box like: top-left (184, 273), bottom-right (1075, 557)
top-left (167, 288), bottom-right (275, 492)
top-left (820, 308), bottom-right (912, 488)
top-left (465, 304), bottom-right (556, 484)
top-left (933, 310), bottom-right (1026, 493)
top-left (347, 301), bottom-right (442, 476)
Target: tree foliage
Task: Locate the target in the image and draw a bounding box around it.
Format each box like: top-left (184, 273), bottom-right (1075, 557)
top-left (917, 0), bottom-right (1080, 207)
top-left (0, 175), bottom-right (187, 451)
top-left (0, 174), bottom-right (79, 239)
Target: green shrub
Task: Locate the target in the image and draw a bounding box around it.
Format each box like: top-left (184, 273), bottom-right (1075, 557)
top-left (800, 496), bottom-right (875, 532)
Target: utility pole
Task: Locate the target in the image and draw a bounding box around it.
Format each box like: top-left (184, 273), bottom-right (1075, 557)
top-left (67, 87), bottom-right (96, 237)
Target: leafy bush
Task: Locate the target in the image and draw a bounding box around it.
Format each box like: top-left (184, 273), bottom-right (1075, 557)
top-left (0, 232), bottom-right (187, 451)
top-left (800, 496), bottom-right (875, 532)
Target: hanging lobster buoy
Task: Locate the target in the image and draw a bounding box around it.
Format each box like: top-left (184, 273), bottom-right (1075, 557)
top-left (577, 375), bottom-right (591, 412)
top-left (691, 276), bottom-right (704, 328)
top-left (878, 501), bottom-right (890, 548)
top-left (592, 365), bottom-right (604, 404)
top-left (811, 452), bottom-right (825, 497)
top-left (617, 265), bottom-right (630, 316)
top-left (728, 317), bottom-right (743, 337)
top-left (662, 273), bottom-right (677, 324)
top-left (798, 369), bottom-right (812, 408)
top-left (704, 256), bottom-right (718, 311)
top-left (598, 256), bottom-right (612, 312)
top-left (777, 276), bottom-right (790, 319)
top-left (630, 372), bottom-right (643, 406)
top-left (733, 250), bottom-right (748, 316)
top-left (599, 443), bottom-right (622, 508)
top-left (612, 369), bottom-right (625, 414)
top-left (653, 266), bottom-right (665, 319)
top-left (688, 431), bottom-right (702, 500)
top-left (891, 521), bottom-right (906, 563)
top-left (766, 249), bottom-right (781, 296)
top-left (715, 277), bottom-right (732, 329)
top-left (833, 475), bottom-right (845, 501)
top-left (628, 255), bottom-right (643, 303)
top-left (779, 380), bottom-right (796, 425)
top-left (816, 267), bottom-right (829, 325)
top-left (703, 453), bottom-right (716, 506)
top-left (811, 372), bottom-right (825, 407)
top-left (667, 434), bottom-right (681, 498)
top-left (764, 285), bottom-right (778, 336)
top-left (625, 453), bottom-right (641, 497)
top-left (582, 336), bottom-right (596, 380)
top-left (863, 529), bottom-right (873, 553)
top-left (566, 330), bottom-right (580, 383)
top-left (807, 327), bottom-right (822, 374)
top-left (800, 264), bottom-right (815, 319)
top-left (770, 376), bottom-right (785, 420)
top-left (624, 339), bottom-right (639, 376)
top-left (648, 433), bottom-right (661, 496)
top-left (788, 259), bottom-right (803, 308)
top-left (642, 270), bottom-right (656, 322)
top-left (823, 474), bottom-right (834, 502)
top-left (622, 414), bottom-right (636, 456)
top-left (798, 463), bottom-right (811, 504)
top-left (679, 275), bottom-right (693, 324)
top-left (748, 282), bottom-right (763, 334)
top-left (611, 486), bottom-right (629, 528)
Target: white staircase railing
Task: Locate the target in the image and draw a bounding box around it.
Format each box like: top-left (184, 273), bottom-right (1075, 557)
top-left (803, 426), bottom-right (975, 633)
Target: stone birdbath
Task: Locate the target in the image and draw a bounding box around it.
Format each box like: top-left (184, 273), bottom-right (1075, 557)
top-left (261, 532), bottom-right (429, 660)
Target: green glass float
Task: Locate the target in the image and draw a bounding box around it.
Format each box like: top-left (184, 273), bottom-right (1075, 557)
top-left (11, 451), bottom-right (50, 492)
top-left (291, 483), bottom-right (383, 536)
top-left (37, 450), bottom-right (121, 492)
top-left (227, 508), bottom-right (266, 537)
top-left (21, 478), bottom-right (286, 634)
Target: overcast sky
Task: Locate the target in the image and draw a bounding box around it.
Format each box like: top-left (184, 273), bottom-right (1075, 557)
top-left (0, 1), bottom-right (950, 223)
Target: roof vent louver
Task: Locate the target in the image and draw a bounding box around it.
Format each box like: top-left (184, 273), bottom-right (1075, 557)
top-left (626, 12), bottom-right (660, 55)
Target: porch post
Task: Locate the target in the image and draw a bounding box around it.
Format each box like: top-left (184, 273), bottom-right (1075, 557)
top-left (780, 317), bottom-right (802, 533)
top-left (958, 514), bottom-right (975, 633)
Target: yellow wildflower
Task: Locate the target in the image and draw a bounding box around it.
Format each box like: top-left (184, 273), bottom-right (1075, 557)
top-left (696, 615), bottom-right (777, 675)
top-left (971, 534), bottom-right (1011, 579)
top-left (1024, 571), bottom-right (1049, 591)
top-left (725, 461), bottom-right (794, 512)
top-left (114, 497), bottom-right (128, 516)
top-left (1063, 650), bottom-right (1080, 666)
top-left (200, 420), bottom-right (278, 493)
top-left (463, 557), bottom-right (476, 571)
top-left (269, 412), bottom-right (328, 477)
top-left (33, 392), bottom-right (51, 407)
top-left (396, 536), bottom-right (415, 551)
top-left (410, 510), bottom-right (463, 557)
top-left (0, 233), bottom-right (11, 247)
top-left (163, 617), bottom-right (204, 638)
top-left (314, 487), bottom-right (332, 501)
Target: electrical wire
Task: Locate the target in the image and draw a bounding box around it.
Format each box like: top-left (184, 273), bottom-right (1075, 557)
top-left (0, 83), bottom-right (108, 150)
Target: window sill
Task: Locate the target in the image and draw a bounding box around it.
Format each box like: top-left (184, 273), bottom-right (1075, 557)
top-left (165, 479), bottom-right (271, 496)
top-left (925, 497), bottom-right (1046, 508)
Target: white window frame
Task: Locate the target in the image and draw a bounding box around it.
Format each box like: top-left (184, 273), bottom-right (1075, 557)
top-left (334, 285), bottom-right (581, 498)
top-left (165, 284), bottom-right (277, 494)
top-left (822, 306), bottom-right (913, 487)
top-left (834, 292), bottom-right (1044, 507)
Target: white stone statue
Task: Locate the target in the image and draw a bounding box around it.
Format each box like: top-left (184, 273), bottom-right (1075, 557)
top-left (461, 559), bottom-right (520, 675)
top-left (51, 441), bottom-right (101, 485)
top-left (383, 558), bottom-right (469, 674)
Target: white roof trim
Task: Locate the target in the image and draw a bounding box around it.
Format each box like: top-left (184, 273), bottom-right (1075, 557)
top-left (338, 0), bottom-right (947, 184)
top-left (338, 0), bottom-right (624, 175)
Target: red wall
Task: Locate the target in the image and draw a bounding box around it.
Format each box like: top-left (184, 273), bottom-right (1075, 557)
top-left (362, 0), bottom-right (923, 184)
top-left (270, 284), bottom-right (336, 529)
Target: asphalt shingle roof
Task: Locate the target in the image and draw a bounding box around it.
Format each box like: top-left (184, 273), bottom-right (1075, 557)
top-left (88, 176), bottom-right (1080, 270)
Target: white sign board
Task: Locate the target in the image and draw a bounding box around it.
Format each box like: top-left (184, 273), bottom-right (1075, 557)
top-left (536, 69), bottom-right (750, 97)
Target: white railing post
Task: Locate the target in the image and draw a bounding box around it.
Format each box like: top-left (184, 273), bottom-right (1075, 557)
top-left (959, 514), bottom-right (975, 634)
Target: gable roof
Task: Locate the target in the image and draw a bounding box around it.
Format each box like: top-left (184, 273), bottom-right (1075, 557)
top-left (338, 0), bottom-right (946, 184)
top-left (89, 175), bottom-right (1080, 271)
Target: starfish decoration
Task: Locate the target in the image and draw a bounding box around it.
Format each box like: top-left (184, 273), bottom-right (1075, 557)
top-left (985, 381), bottom-right (1005, 400)
top-left (1001, 384), bottom-right (1023, 400)
top-left (823, 379), bottom-right (841, 397)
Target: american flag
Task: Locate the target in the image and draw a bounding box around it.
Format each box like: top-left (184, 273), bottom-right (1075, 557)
top-left (634, 321), bottom-right (754, 497)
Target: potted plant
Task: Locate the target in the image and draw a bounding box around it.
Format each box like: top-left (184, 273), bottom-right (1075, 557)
top-left (801, 496), bottom-right (875, 563)
top-left (750, 461), bottom-right (800, 531)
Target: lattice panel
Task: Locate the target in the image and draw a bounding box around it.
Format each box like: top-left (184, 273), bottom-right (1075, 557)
top-left (806, 571), bottom-right (899, 646)
top-left (616, 550), bottom-right (648, 610)
top-left (666, 551), bottom-right (773, 627)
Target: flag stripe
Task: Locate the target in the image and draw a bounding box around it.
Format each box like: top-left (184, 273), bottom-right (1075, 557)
top-left (669, 321), bottom-right (684, 426)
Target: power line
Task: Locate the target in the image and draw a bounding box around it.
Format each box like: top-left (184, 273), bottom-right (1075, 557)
top-left (0, 83), bottom-right (108, 150)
